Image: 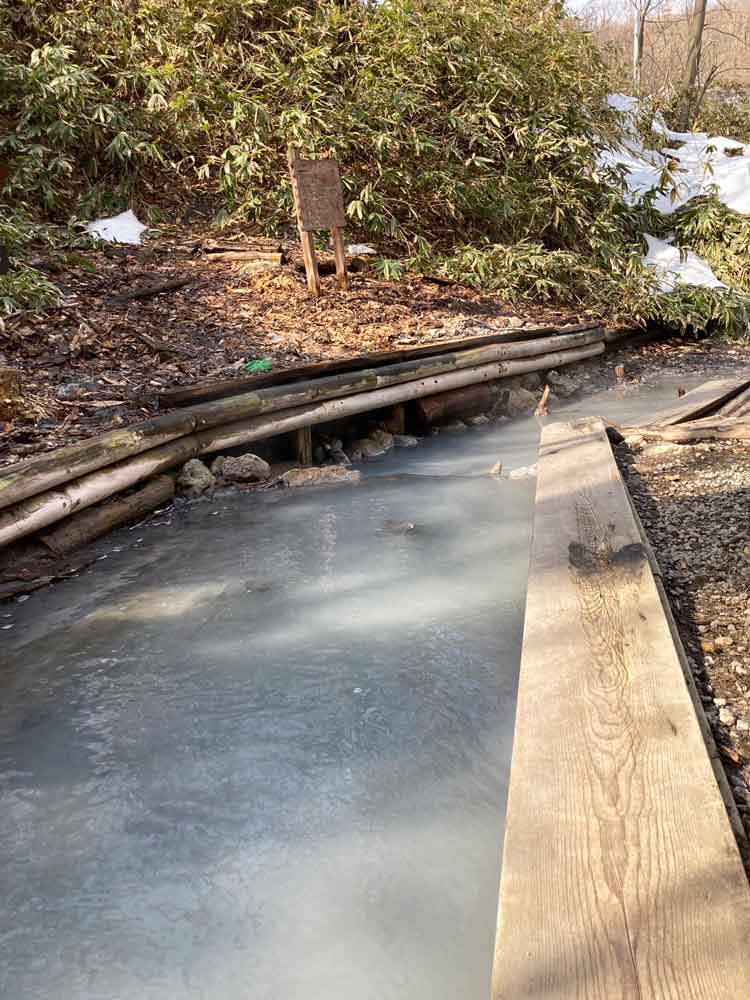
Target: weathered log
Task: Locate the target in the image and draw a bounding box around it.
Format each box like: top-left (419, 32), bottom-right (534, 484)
top-left (111, 277), bottom-right (192, 303)
top-left (415, 384), bottom-right (493, 424)
top-left (203, 251), bottom-right (283, 264)
top-left (0, 327), bottom-right (605, 512)
top-left (0, 341), bottom-right (604, 548)
top-left (194, 343), bottom-right (605, 454)
top-left (157, 324), bottom-right (603, 407)
top-left (641, 415), bottom-right (750, 443)
top-left (39, 475), bottom-right (174, 556)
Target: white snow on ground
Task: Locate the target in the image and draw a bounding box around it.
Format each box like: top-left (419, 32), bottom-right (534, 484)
top-left (642, 234), bottom-right (726, 292)
top-left (86, 209), bottom-right (147, 244)
top-left (606, 93), bottom-right (750, 215)
top-left (605, 94), bottom-right (750, 290)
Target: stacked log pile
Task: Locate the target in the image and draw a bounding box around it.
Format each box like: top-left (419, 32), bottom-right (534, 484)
top-left (0, 323), bottom-right (614, 557)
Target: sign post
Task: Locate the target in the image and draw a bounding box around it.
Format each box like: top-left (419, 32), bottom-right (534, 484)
top-left (287, 146), bottom-right (349, 297)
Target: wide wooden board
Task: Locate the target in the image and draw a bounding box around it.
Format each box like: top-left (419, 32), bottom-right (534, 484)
top-left (492, 417), bottom-right (750, 999)
top-left (650, 377), bottom-right (749, 426)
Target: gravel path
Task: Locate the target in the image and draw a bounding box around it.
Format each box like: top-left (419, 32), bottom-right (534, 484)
top-left (616, 433), bottom-right (750, 869)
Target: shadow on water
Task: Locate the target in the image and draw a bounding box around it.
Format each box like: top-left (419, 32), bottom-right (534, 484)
top-left (0, 377), bottom-right (717, 999)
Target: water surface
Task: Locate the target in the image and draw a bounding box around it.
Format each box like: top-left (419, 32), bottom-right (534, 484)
top-left (0, 380), bottom-right (699, 999)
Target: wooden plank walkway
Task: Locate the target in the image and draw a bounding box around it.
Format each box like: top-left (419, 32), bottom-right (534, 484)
top-left (648, 376), bottom-right (749, 427)
top-left (492, 417), bottom-right (750, 999)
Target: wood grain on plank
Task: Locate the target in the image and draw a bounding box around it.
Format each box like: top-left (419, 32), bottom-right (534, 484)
top-left (642, 415), bottom-right (750, 443)
top-left (650, 377), bottom-right (749, 426)
top-left (492, 417), bottom-right (750, 999)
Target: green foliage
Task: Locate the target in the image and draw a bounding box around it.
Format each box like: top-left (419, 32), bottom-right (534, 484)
top-left (1, 0), bottom-right (619, 246)
top-left (373, 258), bottom-right (405, 282)
top-left (0, 265), bottom-right (60, 316)
top-left (647, 285), bottom-right (750, 339)
top-left (0, 0), bottom-right (744, 334)
top-left (670, 194), bottom-right (750, 292)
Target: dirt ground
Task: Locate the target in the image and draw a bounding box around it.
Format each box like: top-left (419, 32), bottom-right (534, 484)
top-left (1, 230), bottom-right (590, 467)
top-left (617, 431), bottom-right (750, 863)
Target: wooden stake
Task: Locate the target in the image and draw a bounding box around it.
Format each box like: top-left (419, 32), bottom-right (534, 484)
top-left (295, 426), bottom-right (313, 466)
top-left (388, 403), bottom-right (405, 435)
top-left (332, 226), bottom-right (349, 291)
top-left (288, 145), bottom-right (321, 298)
top-left (300, 231), bottom-right (321, 298)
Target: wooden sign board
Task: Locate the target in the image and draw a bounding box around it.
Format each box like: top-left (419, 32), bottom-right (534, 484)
top-left (288, 146), bottom-right (348, 297)
top-left (290, 157), bottom-right (346, 232)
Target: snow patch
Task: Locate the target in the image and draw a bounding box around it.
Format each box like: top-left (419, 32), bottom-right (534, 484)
top-left (606, 92), bottom-right (750, 216)
top-left (86, 209), bottom-right (147, 245)
top-left (642, 234), bottom-right (726, 293)
top-left (605, 94), bottom-right (750, 291)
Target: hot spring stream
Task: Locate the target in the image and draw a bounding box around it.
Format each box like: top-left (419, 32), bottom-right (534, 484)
top-left (0, 381), bottom-right (699, 999)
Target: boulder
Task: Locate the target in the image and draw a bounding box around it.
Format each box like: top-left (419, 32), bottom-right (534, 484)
top-left (519, 372), bottom-right (542, 391)
top-left (352, 437), bottom-right (388, 459)
top-left (504, 386), bottom-right (537, 417)
top-left (546, 369), bottom-right (581, 398)
top-left (177, 459), bottom-right (215, 496)
top-left (328, 448), bottom-right (351, 466)
top-left (368, 428), bottom-right (394, 451)
top-left (466, 414), bottom-right (490, 426)
top-left (220, 454), bottom-right (271, 483)
top-left (282, 466), bottom-right (362, 488)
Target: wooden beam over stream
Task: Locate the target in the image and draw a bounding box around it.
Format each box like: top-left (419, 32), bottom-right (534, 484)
top-left (492, 417), bottom-right (750, 999)
top-left (648, 376), bottom-right (750, 426)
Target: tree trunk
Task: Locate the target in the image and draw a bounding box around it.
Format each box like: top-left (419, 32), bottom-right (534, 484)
top-left (677, 0), bottom-right (709, 130)
top-left (633, 7), bottom-right (646, 94)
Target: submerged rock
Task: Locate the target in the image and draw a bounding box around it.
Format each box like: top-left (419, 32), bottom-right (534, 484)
top-left (519, 372), bottom-right (542, 391)
top-left (177, 459), bottom-right (215, 496)
top-left (352, 437), bottom-right (388, 460)
top-left (282, 466), bottom-right (362, 488)
top-left (509, 464), bottom-right (538, 479)
top-left (369, 428), bottom-right (394, 451)
top-left (466, 414), bottom-right (490, 427)
top-left (220, 454), bottom-right (271, 483)
top-left (393, 434), bottom-right (419, 447)
top-left (382, 519), bottom-right (417, 534)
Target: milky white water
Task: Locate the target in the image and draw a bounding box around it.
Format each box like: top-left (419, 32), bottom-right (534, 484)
top-left (0, 380), bottom-right (704, 999)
